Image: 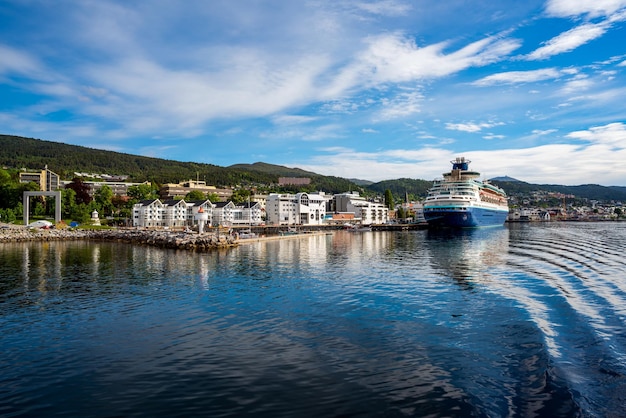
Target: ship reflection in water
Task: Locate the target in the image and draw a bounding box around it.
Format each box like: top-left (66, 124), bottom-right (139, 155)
top-left (425, 226), bottom-right (509, 289)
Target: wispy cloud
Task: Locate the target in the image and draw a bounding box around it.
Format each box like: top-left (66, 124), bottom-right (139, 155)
top-left (544, 0), bottom-right (626, 18)
top-left (473, 68), bottom-right (563, 86)
top-left (524, 22), bottom-right (610, 61)
top-left (445, 121), bottom-right (504, 133)
top-left (566, 122), bottom-right (626, 147)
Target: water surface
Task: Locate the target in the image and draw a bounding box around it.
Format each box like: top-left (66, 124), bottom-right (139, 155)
top-left (1, 223), bottom-right (625, 417)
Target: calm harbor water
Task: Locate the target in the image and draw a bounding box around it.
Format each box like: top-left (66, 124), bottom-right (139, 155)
top-left (1, 223), bottom-right (625, 417)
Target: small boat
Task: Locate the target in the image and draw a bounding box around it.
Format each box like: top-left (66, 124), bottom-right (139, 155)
top-left (344, 223), bottom-right (372, 232)
top-left (423, 157), bottom-right (509, 228)
top-left (237, 229), bottom-right (257, 239)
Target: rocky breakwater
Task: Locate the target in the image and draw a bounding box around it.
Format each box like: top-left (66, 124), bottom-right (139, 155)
top-left (0, 227), bottom-right (237, 251)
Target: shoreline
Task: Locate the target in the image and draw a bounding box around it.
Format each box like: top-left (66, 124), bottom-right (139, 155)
top-left (0, 226), bottom-right (332, 250)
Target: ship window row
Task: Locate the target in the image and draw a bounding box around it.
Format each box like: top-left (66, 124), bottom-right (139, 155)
top-left (425, 207), bottom-right (468, 211)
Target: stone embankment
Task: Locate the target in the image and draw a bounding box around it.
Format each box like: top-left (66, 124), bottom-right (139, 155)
top-left (0, 227), bottom-right (237, 250)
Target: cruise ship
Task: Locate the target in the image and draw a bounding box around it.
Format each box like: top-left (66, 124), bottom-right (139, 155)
top-left (423, 157), bottom-right (509, 227)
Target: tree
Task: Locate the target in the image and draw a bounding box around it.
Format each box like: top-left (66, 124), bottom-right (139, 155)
top-left (65, 177), bottom-right (92, 205)
top-left (0, 169), bottom-right (11, 185)
top-left (185, 190), bottom-right (205, 201)
top-left (127, 183), bottom-right (158, 202)
top-left (230, 189), bottom-right (251, 204)
top-left (94, 184), bottom-right (114, 215)
top-left (62, 188), bottom-right (77, 219)
top-left (384, 189), bottom-right (394, 210)
top-left (207, 192), bottom-right (220, 203)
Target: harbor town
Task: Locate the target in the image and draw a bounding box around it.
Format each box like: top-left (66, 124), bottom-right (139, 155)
top-left (2, 165), bottom-right (625, 250)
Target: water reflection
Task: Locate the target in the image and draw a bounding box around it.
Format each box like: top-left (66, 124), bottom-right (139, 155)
top-left (425, 227), bottom-right (509, 287)
top-left (1, 227), bottom-right (625, 417)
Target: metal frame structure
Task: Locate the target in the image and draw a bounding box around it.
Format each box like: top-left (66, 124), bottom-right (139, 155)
top-left (23, 191), bottom-right (62, 226)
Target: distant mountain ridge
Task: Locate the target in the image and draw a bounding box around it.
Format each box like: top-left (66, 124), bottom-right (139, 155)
top-left (1, 134), bottom-right (625, 201)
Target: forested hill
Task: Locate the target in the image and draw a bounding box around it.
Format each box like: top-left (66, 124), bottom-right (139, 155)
top-left (2, 134), bottom-right (625, 201)
top-left (0, 134), bottom-right (359, 193)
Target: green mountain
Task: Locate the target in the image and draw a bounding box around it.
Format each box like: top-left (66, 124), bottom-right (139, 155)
top-left (2, 134), bottom-right (625, 202)
top-left (0, 134), bottom-right (360, 193)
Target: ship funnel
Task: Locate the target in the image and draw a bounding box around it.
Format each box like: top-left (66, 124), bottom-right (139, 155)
top-left (451, 157), bottom-right (470, 171)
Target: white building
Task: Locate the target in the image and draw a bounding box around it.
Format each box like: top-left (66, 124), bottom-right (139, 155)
top-left (188, 200), bottom-right (215, 227)
top-left (212, 201), bottom-right (235, 226)
top-left (133, 199), bottom-right (217, 229)
top-left (333, 192), bottom-right (388, 225)
top-left (162, 200), bottom-right (188, 228)
top-left (295, 192), bottom-right (326, 225)
top-left (266, 192), bottom-right (327, 226)
top-left (133, 199), bottom-right (164, 228)
top-left (232, 201), bottom-right (263, 226)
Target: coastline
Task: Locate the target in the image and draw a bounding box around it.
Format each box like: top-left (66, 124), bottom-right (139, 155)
top-left (0, 225), bottom-right (332, 250)
top-left (0, 227), bottom-right (237, 250)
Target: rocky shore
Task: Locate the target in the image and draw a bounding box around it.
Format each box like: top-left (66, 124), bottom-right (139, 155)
top-left (0, 227), bottom-right (238, 250)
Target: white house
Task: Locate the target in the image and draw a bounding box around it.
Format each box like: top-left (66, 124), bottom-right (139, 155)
top-left (232, 201), bottom-right (263, 226)
top-left (133, 199), bottom-right (164, 228)
top-left (212, 201), bottom-right (235, 226)
top-left (162, 199), bottom-right (188, 228)
top-left (187, 200), bottom-right (215, 227)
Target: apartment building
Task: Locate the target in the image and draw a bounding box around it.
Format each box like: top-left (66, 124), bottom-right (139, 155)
top-left (19, 166), bottom-right (60, 191)
top-left (266, 192), bottom-right (327, 226)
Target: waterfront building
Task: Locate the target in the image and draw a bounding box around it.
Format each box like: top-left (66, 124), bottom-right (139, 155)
top-left (162, 200), bottom-right (188, 228)
top-left (232, 201), bottom-right (263, 226)
top-left (295, 192), bottom-right (326, 225)
top-left (19, 166), bottom-right (60, 191)
top-left (133, 199), bottom-right (164, 228)
top-left (332, 192), bottom-right (389, 225)
top-left (187, 200), bottom-right (215, 228)
top-left (212, 201), bottom-right (235, 227)
top-left (266, 192), bottom-right (327, 225)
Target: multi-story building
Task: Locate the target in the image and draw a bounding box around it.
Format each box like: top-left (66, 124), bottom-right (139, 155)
top-left (159, 180), bottom-right (233, 201)
top-left (19, 166), bottom-right (60, 191)
top-left (187, 200), bottom-right (215, 227)
top-left (232, 201), bottom-right (263, 226)
top-left (212, 201), bottom-right (235, 226)
top-left (162, 200), bottom-right (188, 228)
top-left (332, 192), bottom-right (388, 225)
top-left (133, 199), bottom-right (164, 228)
top-left (266, 192), bottom-right (327, 226)
top-left (133, 199), bottom-right (216, 229)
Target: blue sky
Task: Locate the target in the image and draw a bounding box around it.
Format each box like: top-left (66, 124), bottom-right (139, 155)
top-left (1, 0), bottom-right (626, 185)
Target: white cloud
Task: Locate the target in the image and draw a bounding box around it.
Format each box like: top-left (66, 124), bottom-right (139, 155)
top-left (296, 142), bottom-right (626, 185)
top-left (376, 90), bottom-right (424, 120)
top-left (565, 122), bottom-right (626, 147)
top-left (524, 22), bottom-right (610, 60)
top-left (344, 33), bottom-right (521, 86)
top-left (0, 44), bottom-right (43, 77)
top-left (272, 115), bottom-right (319, 125)
top-left (352, 0), bottom-right (412, 16)
top-left (445, 121), bottom-right (504, 132)
top-left (473, 68), bottom-right (562, 86)
top-left (532, 129), bottom-right (558, 136)
top-left (545, 0), bottom-right (626, 18)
